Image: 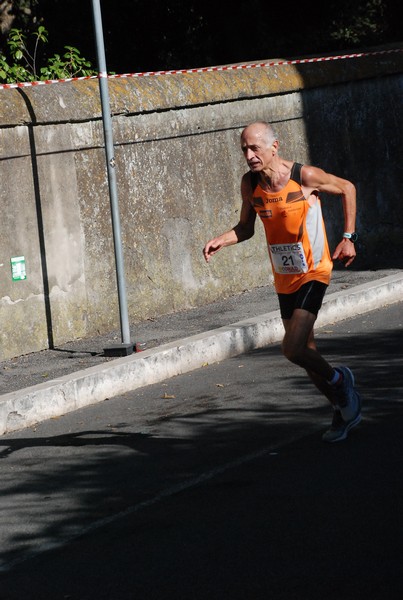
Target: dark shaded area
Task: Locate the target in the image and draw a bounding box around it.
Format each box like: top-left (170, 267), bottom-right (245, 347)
top-left (16, 89), bottom-right (55, 347)
top-left (0, 308), bottom-right (402, 598)
top-left (8, 0), bottom-right (403, 74)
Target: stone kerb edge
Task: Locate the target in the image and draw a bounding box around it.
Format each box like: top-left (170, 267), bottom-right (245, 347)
top-left (0, 273), bottom-right (402, 435)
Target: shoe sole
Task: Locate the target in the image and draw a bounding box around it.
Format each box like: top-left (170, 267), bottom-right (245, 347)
top-left (322, 411), bottom-right (362, 443)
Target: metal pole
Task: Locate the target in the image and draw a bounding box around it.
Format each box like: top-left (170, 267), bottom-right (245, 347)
top-left (91, 0), bottom-right (133, 356)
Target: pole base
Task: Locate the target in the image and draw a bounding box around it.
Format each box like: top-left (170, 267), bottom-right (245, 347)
top-left (103, 343), bottom-right (134, 357)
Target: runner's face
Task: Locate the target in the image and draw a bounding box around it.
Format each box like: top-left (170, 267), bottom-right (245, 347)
top-left (241, 128), bottom-right (276, 172)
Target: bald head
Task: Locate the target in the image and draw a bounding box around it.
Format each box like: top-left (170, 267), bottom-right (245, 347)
top-left (241, 122), bottom-right (278, 147)
top-left (240, 121), bottom-right (280, 172)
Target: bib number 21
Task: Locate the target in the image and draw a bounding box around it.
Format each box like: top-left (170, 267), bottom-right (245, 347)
top-left (269, 242), bottom-right (308, 274)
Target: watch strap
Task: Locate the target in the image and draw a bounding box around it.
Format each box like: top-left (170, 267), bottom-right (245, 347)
top-left (343, 232), bottom-right (358, 242)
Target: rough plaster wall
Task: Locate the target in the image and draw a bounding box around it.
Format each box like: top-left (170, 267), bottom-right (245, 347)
top-left (301, 74), bottom-right (403, 267)
top-left (0, 129), bottom-right (49, 358)
top-left (0, 49), bottom-right (402, 359)
top-left (36, 133), bottom-right (88, 343)
top-left (113, 113), bottom-right (271, 322)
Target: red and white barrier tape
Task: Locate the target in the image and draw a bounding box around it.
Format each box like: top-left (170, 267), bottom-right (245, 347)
top-left (0, 48), bottom-right (401, 90)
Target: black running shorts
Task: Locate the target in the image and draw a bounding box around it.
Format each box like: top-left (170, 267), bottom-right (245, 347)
top-left (277, 280), bottom-right (328, 320)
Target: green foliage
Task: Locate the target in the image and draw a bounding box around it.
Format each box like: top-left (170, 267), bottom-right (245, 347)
top-left (330, 0), bottom-right (386, 46)
top-left (0, 26), bottom-right (97, 84)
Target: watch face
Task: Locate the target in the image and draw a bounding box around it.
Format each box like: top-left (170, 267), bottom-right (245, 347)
top-left (350, 233), bottom-right (358, 243)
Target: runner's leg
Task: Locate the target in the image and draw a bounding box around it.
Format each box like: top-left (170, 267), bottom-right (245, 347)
top-left (281, 309), bottom-right (335, 403)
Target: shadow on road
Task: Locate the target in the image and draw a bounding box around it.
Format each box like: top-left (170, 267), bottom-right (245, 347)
top-left (0, 322), bottom-right (402, 599)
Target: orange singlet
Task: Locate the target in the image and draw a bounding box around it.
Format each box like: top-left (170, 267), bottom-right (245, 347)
top-left (250, 163), bottom-right (333, 294)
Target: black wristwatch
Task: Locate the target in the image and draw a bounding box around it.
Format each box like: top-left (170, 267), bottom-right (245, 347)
top-left (343, 232), bottom-right (358, 243)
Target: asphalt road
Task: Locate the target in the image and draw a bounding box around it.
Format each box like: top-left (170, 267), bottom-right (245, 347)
top-left (0, 301), bottom-right (402, 600)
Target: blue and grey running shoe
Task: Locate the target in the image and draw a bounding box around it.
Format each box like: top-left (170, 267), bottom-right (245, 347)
top-left (333, 366), bottom-right (361, 422)
top-left (322, 407), bottom-right (362, 443)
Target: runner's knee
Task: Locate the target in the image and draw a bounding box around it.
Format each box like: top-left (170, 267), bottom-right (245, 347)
top-left (281, 339), bottom-right (304, 364)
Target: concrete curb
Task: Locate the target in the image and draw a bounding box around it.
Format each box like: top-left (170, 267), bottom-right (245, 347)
top-left (1, 273), bottom-right (402, 435)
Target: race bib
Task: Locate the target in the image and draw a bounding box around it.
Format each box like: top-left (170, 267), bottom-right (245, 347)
top-left (269, 242), bottom-right (308, 274)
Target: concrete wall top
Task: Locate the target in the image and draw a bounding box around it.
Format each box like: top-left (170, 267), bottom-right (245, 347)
top-left (0, 45), bottom-right (402, 126)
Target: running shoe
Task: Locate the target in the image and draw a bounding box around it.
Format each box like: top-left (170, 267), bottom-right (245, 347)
top-left (333, 366), bottom-right (361, 422)
top-left (322, 407), bottom-right (362, 443)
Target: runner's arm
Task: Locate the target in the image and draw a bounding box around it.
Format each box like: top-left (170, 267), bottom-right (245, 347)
top-left (301, 165), bottom-right (357, 267)
top-left (203, 174), bottom-right (257, 262)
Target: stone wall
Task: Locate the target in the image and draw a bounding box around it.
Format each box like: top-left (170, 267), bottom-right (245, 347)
top-left (0, 46), bottom-right (402, 360)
